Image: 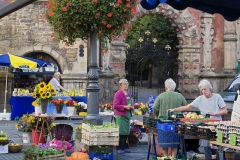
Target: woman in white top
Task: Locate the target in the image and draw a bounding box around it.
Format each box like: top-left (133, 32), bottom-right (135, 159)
top-left (49, 72), bottom-right (68, 92)
top-left (169, 79), bottom-right (227, 160)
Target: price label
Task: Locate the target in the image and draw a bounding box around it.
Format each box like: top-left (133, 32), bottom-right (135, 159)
top-left (229, 133), bottom-right (237, 146)
top-left (217, 131), bottom-right (223, 143)
top-left (0, 145), bottom-right (4, 151)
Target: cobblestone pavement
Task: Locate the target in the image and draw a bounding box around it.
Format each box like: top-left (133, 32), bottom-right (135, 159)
top-left (0, 116), bottom-right (151, 160)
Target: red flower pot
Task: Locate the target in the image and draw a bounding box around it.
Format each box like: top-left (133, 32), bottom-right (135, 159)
top-left (32, 130), bottom-right (46, 145)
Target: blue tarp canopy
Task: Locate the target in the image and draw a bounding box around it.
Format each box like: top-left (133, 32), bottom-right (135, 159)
top-left (141, 0), bottom-right (240, 21)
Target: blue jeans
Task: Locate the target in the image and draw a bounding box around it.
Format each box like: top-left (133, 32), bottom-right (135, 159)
top-left (204, 147), bottom-right (212, 159)
top-left (204, 147), bottom-right (221, 160)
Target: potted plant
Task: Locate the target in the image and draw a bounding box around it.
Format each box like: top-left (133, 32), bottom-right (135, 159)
top-left (76, 102), bottom-right (87, 116)
top-left (64, 99), bottom-right (78, 116)
top-left (51, 98), bottom-right (65, 114)
top-left (0, 131), bottom-right (9, 153)
top-left (128, 126), bottom-right (142, 147)
top-left (73, 125), bottom-right (82, 152)
top-left (16, 114), bottom-right (33, 143)
top-left (28, 115), bottom-right (55, 145)
top-left (32, 82), bottom-right (57, 114)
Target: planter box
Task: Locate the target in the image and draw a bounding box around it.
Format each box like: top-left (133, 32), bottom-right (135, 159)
top-left (0, 144), bottom-right (8, 153)
top-left (24, 151), bottom-right (65, 160)
top-left (81, 133), bottom-right (119, 146)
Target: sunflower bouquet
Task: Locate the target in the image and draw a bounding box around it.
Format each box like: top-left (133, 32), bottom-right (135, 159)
top-left (32, 82), bottom-right (57, 107)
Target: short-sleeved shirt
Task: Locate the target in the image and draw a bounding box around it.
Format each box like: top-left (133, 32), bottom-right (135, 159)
top-left (49, 78), bottom-right (60, 91)
top-left (190, 93), bottom-right (226, 116)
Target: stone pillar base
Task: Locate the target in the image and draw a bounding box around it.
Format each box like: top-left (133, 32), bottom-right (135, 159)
top-left (223, 68), bottom-right (237, 74)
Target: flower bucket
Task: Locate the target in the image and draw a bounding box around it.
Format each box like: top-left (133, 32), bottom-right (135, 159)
top-left (55, 105), bottom-right (63, 114)
top-left (67, 106), bottom-right (75, 116)
top-left (32, 130), bottom-right (45, 145)
top-left (35, 106), bottom-right (42, 115)
top-left (41, 99), bottom-right (48, 114)
top-left (22, 132), bottom-right (32, 143)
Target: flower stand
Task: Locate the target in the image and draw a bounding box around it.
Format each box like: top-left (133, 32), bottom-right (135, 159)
top-left (22, 132), bottom-right (32, 143)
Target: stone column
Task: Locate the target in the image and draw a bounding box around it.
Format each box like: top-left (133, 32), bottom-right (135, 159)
top-left (223, 20), bottom-right (237, 74)
top-left (83, 32), bottom-right (103, 125)
top-left (200, 13), bottom-right (214, 74)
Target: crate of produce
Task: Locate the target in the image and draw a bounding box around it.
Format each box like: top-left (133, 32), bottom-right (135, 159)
top-left (197, 126), bottom-right (216, 140)
top-left (82, 123), bottom-right (119, 133)
top-left (89, 145), bottom-right (114, 154)
top-left (81, 132), bottom-right (119, 146)
top-left (184, 125), bottom-right (198, 136)
top-left (88, 151), bottom-right (114, 160)
top-left (175, 123), bottom-right (185, 134)
top-left (143, 116), bottom-right (151, 126)
top-left (24, 151), bottom-right (65, 160)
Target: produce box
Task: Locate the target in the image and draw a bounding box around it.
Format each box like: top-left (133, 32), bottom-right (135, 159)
top-left (88, 151), bottom-right (114, 160)
top-left (179, 118), bottom-right (220, 123)
top-left (89, 145), bottom-right (114, 154)
top-left (81, 123), bottom-right (119, 146)
top-left (24, 151), bottom-right (65, 160)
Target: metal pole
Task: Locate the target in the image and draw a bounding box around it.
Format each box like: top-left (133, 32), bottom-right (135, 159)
top-left (83, 32), bottom-right (103, 125)
top-left (4, 68), bottom-right (8, 113)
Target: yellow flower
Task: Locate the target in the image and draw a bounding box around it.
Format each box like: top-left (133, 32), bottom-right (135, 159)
top-left (32, 100), bottom-right (39, 107)
top-left (46, 92), bottom-right (51, 98)
top-left (41, 93), bottom-right (47, 99)
top-left (50, 88), bottom-right (56, 95)
top-left (32, 93), bottom-right (37, 98)
top-left (15, 124), bottom-right (18, 129)
top-left (39, 82), bottom-right (46, 88)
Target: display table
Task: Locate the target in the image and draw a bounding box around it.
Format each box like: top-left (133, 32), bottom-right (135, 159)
top-left (9, 96), bottom-right (87, 119)
top-left (210, 141), bottom-right (240, 150)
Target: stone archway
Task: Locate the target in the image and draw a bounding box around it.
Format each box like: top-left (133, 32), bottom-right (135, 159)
top-left (108, 4), bottom-right (202, 98)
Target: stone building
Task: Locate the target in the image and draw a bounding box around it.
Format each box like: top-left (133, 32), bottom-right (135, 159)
top-left (0, 2), bottom-right (239, 112)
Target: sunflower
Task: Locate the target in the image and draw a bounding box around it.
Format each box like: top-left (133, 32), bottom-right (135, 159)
top-left (32, 100), bottom-right (39, 107)
top-left (41, 93), bottom-right (47, 99)
top-left (32, 93), bottom-right (37, 99)
top-left (46, 92), bottom-right (52, 98)
top-left (33, 87), bottom-right (38, 93)
top-left (46, 84), bottom-right (52, 90)
top-left (38, 82), bottom-right (46, 89)
top-left (50, 88), bottom-right (56, 95)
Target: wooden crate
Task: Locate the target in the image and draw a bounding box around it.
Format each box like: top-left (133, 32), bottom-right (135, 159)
top-left (24, 151), bottom-right (65, 160)
top-left (81, 123), bottom-right (119, 146)
top-left (81, 138), bottom-right (119, 146)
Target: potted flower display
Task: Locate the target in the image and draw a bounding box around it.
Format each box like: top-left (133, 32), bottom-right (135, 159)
top-left (28, 115), bottom-right (55, 145)
top-left (99, 103), bottom-right (113, 112)
top-left (134, 102), bottom-right (148, 115)
top-left (73, 125), bottom-right (82, 152)
top-left (51, 98), bottom-right (65, 114)
top-left (0, 131), bottom-right (9, 153)
top-left (128, 126), bottom-right (142, 147)
top-left (64, 99), bottom-right (78, 116)
top-left (32, 82), bottom-right (57, 114)
top-left (76, 102), bottom-right (87, 116)
top-left (16, 114), bottom-right (33, 143)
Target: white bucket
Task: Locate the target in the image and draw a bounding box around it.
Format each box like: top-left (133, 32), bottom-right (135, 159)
top-left (67, 106), bottom-right (75, 116)
top-left (22, 132), bottom-right (32, 143)
top-left (35, 106), bottom-right (42, 115)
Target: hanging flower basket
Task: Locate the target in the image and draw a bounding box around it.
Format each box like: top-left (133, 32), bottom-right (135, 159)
top-left (45, 0), bottom-right (138, 44)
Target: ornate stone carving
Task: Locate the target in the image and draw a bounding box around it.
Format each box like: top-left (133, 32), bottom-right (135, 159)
top-left (223, 20), bottom-right (237, 74)
top-left (181, 10), bottom-right (193, 23)
top-left (200, 13), bottom-right (214, 72)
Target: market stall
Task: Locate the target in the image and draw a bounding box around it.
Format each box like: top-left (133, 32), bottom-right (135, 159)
top-left (9, 96), bottom-right (87, 119)
top-left (143, 112), bottom-right (221, 160)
